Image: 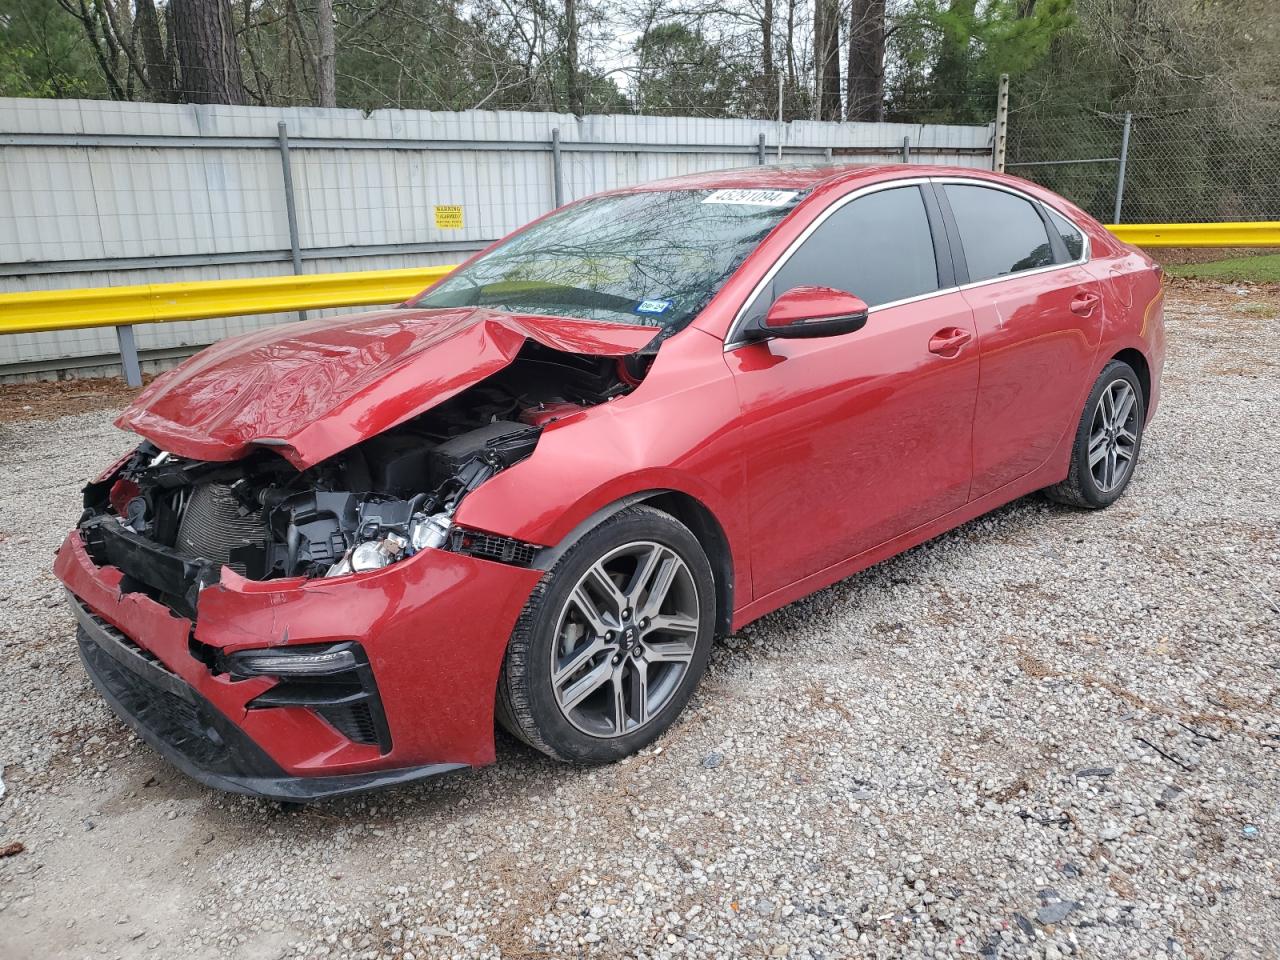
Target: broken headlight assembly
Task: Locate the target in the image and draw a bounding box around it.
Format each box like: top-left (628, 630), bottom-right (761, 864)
top-left (324, 421), bottom-right (540, 578)
top-left (81, 418), bottom-right (545, 590)
top-left (325, 529), bottom-right (410, 578)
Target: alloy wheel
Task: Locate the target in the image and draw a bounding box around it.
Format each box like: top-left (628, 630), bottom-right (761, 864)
top-left (550, 541), bottom-right (701, 738)
top-left (1089, 379), bottom-right (1139, 493)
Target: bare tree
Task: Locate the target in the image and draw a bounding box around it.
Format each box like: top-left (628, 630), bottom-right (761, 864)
top-left (846, 0), bottom-right (883, 120)
top-left (812, 0), bottom-right (840, 119)
top-left (315, 0), bottom-right (337, 106)
top-left (762, 0), bottom-right (775, 98)
top-left (171, 0), bottom-right (246, 103)
top-left (565, 0), bottom-right (584, 114)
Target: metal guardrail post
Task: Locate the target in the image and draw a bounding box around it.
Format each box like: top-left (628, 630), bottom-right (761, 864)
top-left (551, 128), bottom-right (564, 208)
top-left (758, 133), bottom-right (767, 165)
top-left (1113, 111), bottom-right (1132, 224)
top-left (993, 74), bottom-right (1009, 172)
top-left (902, 136), bottom-right (911, 163)
top-left (116, 324), bottom-right (142, 387)
top-left (277, 121), bottom-right (307, 321)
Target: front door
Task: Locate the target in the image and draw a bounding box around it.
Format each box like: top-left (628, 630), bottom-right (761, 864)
top-left (727, 184), bottom-right (979, 601)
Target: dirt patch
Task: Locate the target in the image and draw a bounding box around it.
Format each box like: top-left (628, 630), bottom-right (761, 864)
top-left (1149, 246), bottom-right (1280, 266)
top-left (0, 377), bottom-right (150, 423)
top-left (1162, 275), bottom-right (1280, 310)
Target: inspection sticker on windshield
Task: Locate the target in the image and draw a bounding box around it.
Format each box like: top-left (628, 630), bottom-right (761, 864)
top-left (702, 189), bottom-right (798, 207)
top-left (635, 298), bottom-right (673, 315)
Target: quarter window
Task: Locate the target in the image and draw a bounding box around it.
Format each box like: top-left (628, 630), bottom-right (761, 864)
top-left (1047, 208), bottom-right (1085, 262)
top-left (747, 186), bottom-right (940, 323)
top-left (944, 184), bottom-right (1055, 282)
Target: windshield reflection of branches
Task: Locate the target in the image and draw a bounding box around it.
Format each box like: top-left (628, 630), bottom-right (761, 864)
top-left (415, 191), bottom-right (793, 335)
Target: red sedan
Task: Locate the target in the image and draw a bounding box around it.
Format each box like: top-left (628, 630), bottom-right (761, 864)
top-left (56, 164), bottom-right (1164, 800)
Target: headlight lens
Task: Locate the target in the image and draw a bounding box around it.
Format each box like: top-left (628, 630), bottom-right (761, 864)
top-left (326, 532), bottom-right (408, 578)
top-left (410, 512), bottom-right (451, 550)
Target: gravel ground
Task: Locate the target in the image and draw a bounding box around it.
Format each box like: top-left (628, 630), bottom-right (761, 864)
top-left (1, 283), bottom-right (1277, 960)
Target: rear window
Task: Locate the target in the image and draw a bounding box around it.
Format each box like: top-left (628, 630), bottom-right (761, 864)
top-left (944, 184), bottom-right (1055, 282)
top-left (1047, 208), bottom-right (1086, 261)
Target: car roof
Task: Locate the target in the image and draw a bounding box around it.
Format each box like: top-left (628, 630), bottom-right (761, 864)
top-left (611, 162), bottom-right (1095, 231)
top-left (619, 162), bottom-right (999, 194)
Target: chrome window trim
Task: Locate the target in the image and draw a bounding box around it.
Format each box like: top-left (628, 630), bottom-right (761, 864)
top-left (724, 175), bottom-right (1091, 351)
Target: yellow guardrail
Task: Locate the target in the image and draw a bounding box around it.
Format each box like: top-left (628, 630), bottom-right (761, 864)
top-left (1108, 221), bottom-right (1280, 248)
top-left (0, 265), bottom-right (454, 337)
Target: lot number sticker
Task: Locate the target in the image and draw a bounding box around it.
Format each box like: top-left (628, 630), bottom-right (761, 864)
top-left (702, 189), bottom-right (798, 207)
top-left (434, 204), bottom-right (464, 229)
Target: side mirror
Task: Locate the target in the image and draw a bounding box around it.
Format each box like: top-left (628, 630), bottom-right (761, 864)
top-left (749, 286), bottom-right (870, 340)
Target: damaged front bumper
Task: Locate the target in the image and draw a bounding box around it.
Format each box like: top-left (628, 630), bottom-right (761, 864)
top-left (70, 596), bottom-right (459, 800)
top-left (55, 529), bottom-right (544, 801)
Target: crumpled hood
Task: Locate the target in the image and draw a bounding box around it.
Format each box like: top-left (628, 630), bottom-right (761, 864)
top-left (117, 307), bottom-right (659, 470)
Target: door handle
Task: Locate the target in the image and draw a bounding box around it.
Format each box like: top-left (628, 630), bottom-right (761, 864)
top-left (1071, 292), bottom-right (1101, 316)
top-left (928, 327), bottom-right (972, 356)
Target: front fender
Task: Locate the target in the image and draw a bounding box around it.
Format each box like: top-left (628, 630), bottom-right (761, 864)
top-left (453, 329), bottom-right (751, 598)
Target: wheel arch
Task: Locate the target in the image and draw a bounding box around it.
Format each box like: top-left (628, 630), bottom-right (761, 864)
top-left (531, 489), bottom-right (736, 640)
top-left (1111, 346), bottom-right (1151, 413)
top-left (641, 491), bottom-right (735, 640)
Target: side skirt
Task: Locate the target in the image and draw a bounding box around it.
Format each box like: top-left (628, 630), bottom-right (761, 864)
top-left (730, 460), bottom-right (1064, 631)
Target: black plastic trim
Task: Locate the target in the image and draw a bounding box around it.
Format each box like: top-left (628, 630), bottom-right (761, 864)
top-left (931, 182), bottom-right (971, 286)
top-left (920, 182), bottom-right (958, 290)
top-left (81, 516), bottom-right (219, 619)
top-left (1034, 201), bottom-right (1072, 264)
top-left (244, 642), bottom-right (394, 754)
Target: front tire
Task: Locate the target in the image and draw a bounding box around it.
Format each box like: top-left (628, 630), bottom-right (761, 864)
top-left (496, 505), bottom-right (716, 763)
top-left (1045, 359), bottom-right (1146, 509)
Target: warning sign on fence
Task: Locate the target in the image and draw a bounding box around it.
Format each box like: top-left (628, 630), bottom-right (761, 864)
top-left (433, 205), bottom-right (464, 229)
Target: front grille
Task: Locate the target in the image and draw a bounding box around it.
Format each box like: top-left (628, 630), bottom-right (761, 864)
top-left (176, 483), bottom-right (267, 575)
top-left (91, 612), bottom-right (163, 666)
top-left (79, 629), bottom-right (237, 773)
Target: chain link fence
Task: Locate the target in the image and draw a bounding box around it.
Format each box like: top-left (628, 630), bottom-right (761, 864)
top-left (1006, 96), bottom-right (1280, 225)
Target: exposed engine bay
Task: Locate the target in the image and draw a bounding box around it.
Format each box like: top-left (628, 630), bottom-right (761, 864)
top-left (79, 342), bottom-right (649, 613)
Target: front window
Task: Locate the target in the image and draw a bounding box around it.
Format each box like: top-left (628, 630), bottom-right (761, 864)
top-left (742, 186), bottom-right (941, 328)
top-left (410, 189), bottom-right (804, 338)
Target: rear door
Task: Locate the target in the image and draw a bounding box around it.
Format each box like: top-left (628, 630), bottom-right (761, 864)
top-left (726, 183), bottom-right (980, 600)
top-left (938, 182), bottom-right (1105, 501)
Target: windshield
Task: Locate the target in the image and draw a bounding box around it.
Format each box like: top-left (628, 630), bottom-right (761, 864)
top-left (409, 188), bottom-right (804, 338)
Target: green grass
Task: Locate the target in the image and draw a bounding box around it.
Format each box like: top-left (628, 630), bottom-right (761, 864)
top-left (1166, 253), bottom-right (1280, 284)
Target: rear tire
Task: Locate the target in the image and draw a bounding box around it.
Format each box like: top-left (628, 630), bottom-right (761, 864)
top-left (496, 505), bottom-right (716, 763)
top-left (1045, 359), bottom-right (1145, 509)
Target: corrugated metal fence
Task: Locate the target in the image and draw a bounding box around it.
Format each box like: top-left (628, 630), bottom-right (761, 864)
top-left (0, 98), bottom-right (993, 377)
